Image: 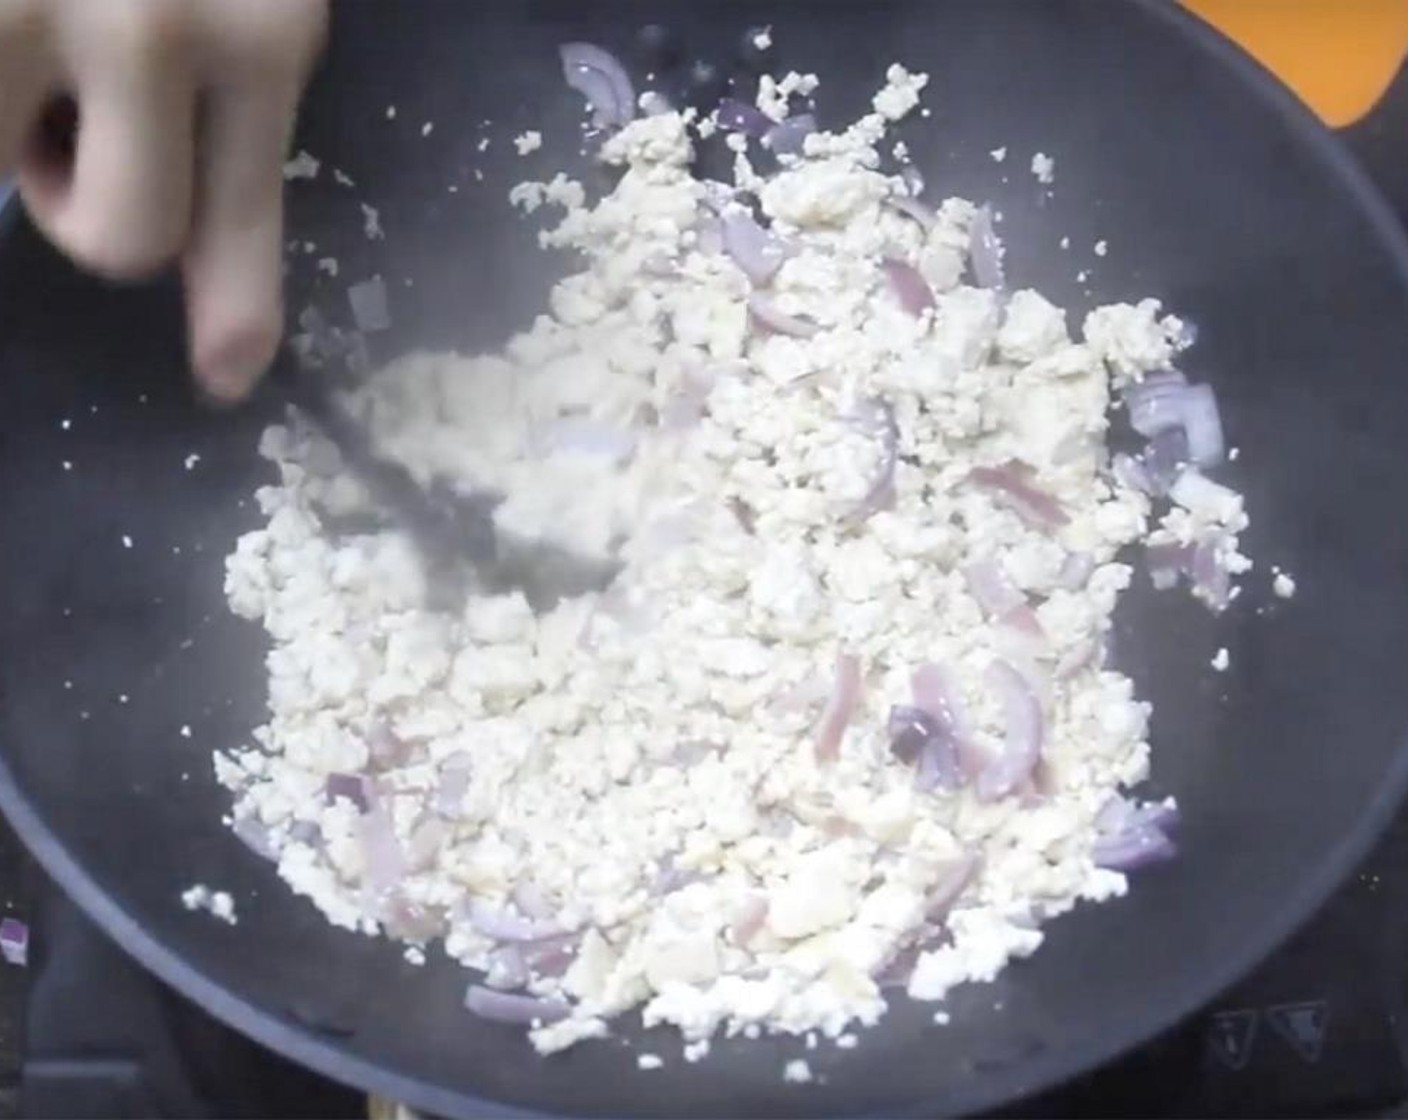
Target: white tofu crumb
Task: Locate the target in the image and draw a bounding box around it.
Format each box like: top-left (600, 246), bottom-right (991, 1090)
top-left (934, 1011), bottom-right (952, 1025)
top-left (62, 461), bottom-right (72, 471)
top-left (990, 146), bottom-right (1007, 162)
top-left (836, 1033), bottom-right (858, 1049)
top-left (1094, 239), bottom-right (1109, 257)
top-left (637, 1054), bottom-right (664, 1070)
top-left (783, 1059), bottom-right (814, 1084)
top-left (514, 130), bottom-right (544, 155)
top-left (752, 26), bottom-right (772, 50)
top-left (181, 885), bottom-right (237, 925)
top-left (477, 136), bottom-right (491, 153)
top-left (1031, 152), bottom-right (1055, 184)
top-left (1273, 572), bottom-right (1297, 599)
top-left (121, 535), bottom-right (133, 549)
top-left (183, 453), bottom-right (201, 471)
top-left (421, 122), bottom-right (434, 137)
top-left (317, 257), bottom-right (340, 277)
top-left (179, 725), bottom-right (191, 739)
top-left (404, 946), bottom-right (426, 966)
top-left (1059, 235), bottom-right (1071, 249)
top-left (60, 419), bottom-right (70, 431)
top-left (221, 65), bottom-right (1259, 1065)
top-left (1211, 647), bottom-right (1230, 672)
top-left (333, 168), bottom-right (355, 188)
top-left (360, 203), bottom-right (383, 240)
top-left (385, 104), bottom-right (396, 120)
top-left (1229, 446), bottom-right (1241, 461)
top-left (281, 150), bottom-right (320, 180)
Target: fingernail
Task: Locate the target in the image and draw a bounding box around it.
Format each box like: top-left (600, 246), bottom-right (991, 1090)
top-left (198, 331), bottom-right (275, 403)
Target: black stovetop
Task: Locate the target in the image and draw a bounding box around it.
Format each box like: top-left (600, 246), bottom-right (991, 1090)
top-left (16, 51), bottom-right (1408, 1120)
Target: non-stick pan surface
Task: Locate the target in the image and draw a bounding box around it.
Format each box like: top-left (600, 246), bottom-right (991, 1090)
top-left (4, 2), bottom-right (1408, 1116)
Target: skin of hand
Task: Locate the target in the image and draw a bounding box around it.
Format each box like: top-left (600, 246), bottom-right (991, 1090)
top-left (0, 0), bottom-right (328, 402)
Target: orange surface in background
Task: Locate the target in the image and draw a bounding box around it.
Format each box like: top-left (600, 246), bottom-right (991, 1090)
top-left (1185, 0), bottom-right (1408, 126)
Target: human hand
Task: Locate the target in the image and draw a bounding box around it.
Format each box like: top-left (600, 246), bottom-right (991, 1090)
top-left (0, 0), bottom-right (327, 401)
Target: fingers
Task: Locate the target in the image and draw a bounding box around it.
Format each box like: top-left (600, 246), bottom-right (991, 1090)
top-left (19, 1), bottom-right (197, 278)
top-left (181, 0), bottom-right (325, 402)
top-left (0, 2), bottom-right (55, 177)
top-left (180, 78), bottom-right (300, 402)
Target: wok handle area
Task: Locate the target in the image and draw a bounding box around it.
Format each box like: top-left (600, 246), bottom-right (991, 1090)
top-left (1186, 0), bottom-right (1408, 127)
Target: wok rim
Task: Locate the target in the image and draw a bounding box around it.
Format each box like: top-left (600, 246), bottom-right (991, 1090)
top-left (3, 3), bottom-right (1408, 1117)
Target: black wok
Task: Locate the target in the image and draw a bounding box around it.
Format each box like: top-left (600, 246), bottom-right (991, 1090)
top-left (3, 2), bottom-right (1408, 1116)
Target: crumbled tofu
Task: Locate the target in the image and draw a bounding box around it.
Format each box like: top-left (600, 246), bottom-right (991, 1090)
top-left (1031, 152), bottom-right (1055, 185)
top-left (281, 150), bottom-right (320, 180)
top-left (385, 105), bottom-right (396, 120)
top-left (752, 26), bottom-right (773, 50)
top-left (421, 121), bottom-right (434, 137)
top-left (1273, 571), bottom-right (1297, 599)
top-left (181, 885), bottom-right (237, 925)
top-left (783, 1059), bottom-right (814, 1084)
top-left (333, 168), bottom-right (356, 188)
top-left (637, 1053), bottom-right (664, 1070)
top-left (990, 147), bottom-right (1007, 163)
top-left (514, 130), bottom-right (544, 155)
top-left (1211, 647), bottom-right (1230, 672)
top-left (121, 534), bottom-right (133, 549)
top-left (317, 257), bottom-right (340, 277)
top-left (184, 453), bottom-right (201, 471)
top-left (1094, 239), bottom-right (1108, 257)
top-left (360, 204), bottom-right (384, 240)
top-left (222, 60), bottom-right (1261, 1066)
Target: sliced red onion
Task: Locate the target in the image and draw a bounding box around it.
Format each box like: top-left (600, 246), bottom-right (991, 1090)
top-left (358, 803), bottom-right (405, 896)
top-left (967, 461), bottom-right (1069, 531)
top-left (845, 397), bottom-right (899, 523)
top-left (968, 204), bottom-right (1005, 290)
top-left (404, 814), bottom-right (448, 872)
top-left (965, 559), bottom-right (1044, 639)
top-left (1092, 799), bottom-right (1180, 872)
top-left (1124, 376), bottom-right (1224, 468)
top-left (1124, 372), bottom-right (1190, 438)
top-left (911, 661), bottom-right (985, 780)
top-left (434, 753), bottom-right (473, 818)
top-left (231, 815), bottom-right (278, 861)
top-left (763, 113), bottom-right (816, 156)
top-left (975, 660), bottom-right (1044, 802)
top-left (1111, 452), bottom-right (1155, 496)
top-left (881, 257), bottom-right (936, 317)
top-left (523, 934), bottom-right (579, 978)
top-left (1, 918), bottom-right (28, 966)
top-left (814, 651), bottom-right (862, 763)
top-left (925, 852), bottom-right (980, 921)
top-left (559, 42), bottom-right (635, 129)
top-left (347, 275), bottom-right (391, 333)
top-left (1139, 426), bottom-right (1190, 495)
top-left (512, 882), bottom-right (555, 922)
top-left (720, 208), bottom-right (787, 286)
top-left (466, 899), bottom-right (566, 943)
top-left (730, 894), bottom-right (769, 946)
top-left (485, 945), bottom-right (530, 991)
top-left (888, 703), bottom-right (962, 791)
top-left (716, 97), bottom-right (773, 138)
top-left (465, 985), bottom-right (570, 1025)
top-left (874, 943), bottom-right (921, 990)
top-left (748, 293), bottom-right (820, 338)
top-left (1190, 536), bottom-right (1232, 610)
top-left (1178, 383), bottom-right (1225, 467)
top-left (325, 772), bottom-right (372, 813)
top-left (884, 193), bottom-right (937, 230)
